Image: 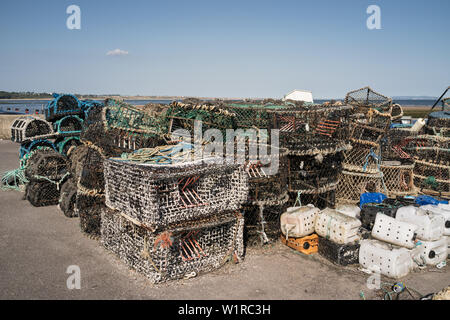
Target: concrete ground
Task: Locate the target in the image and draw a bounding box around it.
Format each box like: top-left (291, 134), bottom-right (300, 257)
top-left (0, 139), bottom-right (448, 300)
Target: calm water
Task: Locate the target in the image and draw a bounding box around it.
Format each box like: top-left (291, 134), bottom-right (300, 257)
top-left (0, 98), bottom-right (437, 115)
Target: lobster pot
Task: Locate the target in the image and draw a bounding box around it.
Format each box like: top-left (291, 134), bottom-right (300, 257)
top-left (349, 124), bottom-right (386, 145)
top-left (242, 204), bottom-right (287, 246)
top-left (280, 205), bottom-right (320, 238)
top-left (380, 162), bottom-right (415, 196)
top-left (104, 158), bottom-right (248, 231)
top-left (282, 135), bottom-right (352, 157)
top-left (345, 87), bottom-right (393, 111)
top-left (53, 115), bottom-right (84, 134)
top-left (420, 204), bottom-right (450, 236)
top-left (101, 208), bottom-right (244, 283)
top-left (359, 239), bottom-right (413, 279)
top-left (380, 129), bottom-right (415, 161)
top-left (280, 234), bottom-right (318, 255)
top-left (336, 170), bottom-right (384, 205)
top-left (26, 181), bottom-right (60, 207)
top-left (371, 214), bottom-right (418, 249)
top-left (19, 139), bottom-right (56, 159)
top-left (413, 159), bottom-right (450, 195)
top-left (396, 206), bottom-right (444, 241)
top-left (56, 136), bottom-right (81, 156)
top-left (318, 236), bottom-right (360, 266)
top-left (11, 116), bottom-right (54, 143)
top-left (79, 146), bottom-right (105, 191)
top-left (425, 111), bottom-right (450, 137)
top-left (412, 238), bottom-right (448, 266)
top-left (59, 178), bottom-right (78, 218)
top-left (288, 153), bottom-right (343, 193)
top-left (288, 189), bottom-right (336, 210)
top-left (402, 135), bottom-right (449, 160)
top-left (314, 208), bottom-right (361, 244)
top-left (24, 149), bottom-right (68, 182)
top-left (360, 202), bottom-right (403, 230)
top-left (45, 94), bottom-right (83, 121)
top-left (68, 144), bottom-right (89, 178)
top-left (342, 141), bottom-right (380, 173)
top-left (77, 193), bottom-right (104, 237)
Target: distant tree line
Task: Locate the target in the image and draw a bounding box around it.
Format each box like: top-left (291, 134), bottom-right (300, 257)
top-left (0, 91), bottom-right (122, 99)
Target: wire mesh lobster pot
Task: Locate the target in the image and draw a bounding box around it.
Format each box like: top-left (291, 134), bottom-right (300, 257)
top-left (413, 159), bottom-right (450, 196)
top-left (19, 139), bottom-right (57, 159)
top-left (344, 86), bottom-right (393, 111)
top-left (288, 189), bottom-right (336, 210)
top-left (166, 101), bottom-right (236, 139)
top-left (55, 136), bottom-right (81, 156)
top-left (77, 193), bottom-right (104, 237)
top-left (101, 208), bottom-right (244, 283)
top-left (381, 129), bottom-right (416, 161)
top-left (336, 170), bottom-right (385, 205)
top-left (24, 149), bottom-right (68, 183)
top-left (45, 94), bottom-right (83, 122)
top-left (104, 156), bottom-right (248, 231)
top-left (59, 178), bottom-right (78, 218)
top-left (401, 135), bottom-right (449, 161)
top-left (425, 111), bottom-right (450, 137)
top-left (26, 180), bottom-right (61, 207)
top-left (380, 161), bottom-right (416, 197)
top-left (342, 140), bottom-right (381, 174)
top-left (68, 144), bottom-right (89, 178)
top-left (11, 116), bottom-right (54, 143)
top-left (53, 115), bottom-right (84, 134)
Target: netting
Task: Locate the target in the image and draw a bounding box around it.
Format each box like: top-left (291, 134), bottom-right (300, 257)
top-left (344, 86), bottom-right (393, 110)
top-left (426, 111), bottom-right (450, 137)
top-left (24, 149), bottom-right (68, 184)
top-left (342, 141), bottom-right (381, 173)
top-left (101, 208), bottom-right (244, 283)
top-left (287, 189), bottom-right (336, 210)
top-left (336, 170), bottom-right (385, 204)
top-left (401, 135), bottom-right (449, 161)
top-left (380, 162), bottom-right (416, 197)
top-left (59, 178), bottom-right (78, 218)
top-left (104, 145), bottom-right (248, 231)
top-left (26, 180), bottom-right (60, 207)
top-left (53, 115), bottom-right (84, 134)
top-left (77, 193), bottom-right (104, 237)
top-left (45, 94), bottom-right (83, 122)
top-left (413, 159), bottom-right (450, 196)
top-left (10, 116), bottom-right (54, 143)
top-left (381, 129), bottom-right (416, 161)
top-left (55, 136), bottom-right (81, 156)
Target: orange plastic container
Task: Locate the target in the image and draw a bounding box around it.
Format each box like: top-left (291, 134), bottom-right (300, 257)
top-left (280, 233), bottom-right (319, 255)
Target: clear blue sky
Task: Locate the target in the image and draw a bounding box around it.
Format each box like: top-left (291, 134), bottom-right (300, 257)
top-left (0, 0), bottom-right (449, 98)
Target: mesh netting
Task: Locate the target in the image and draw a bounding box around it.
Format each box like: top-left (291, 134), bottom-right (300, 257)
top-left (24, 149), bottom-right (68, 183)
top-left (413, 159), bottom-right (450, 195)
top-left (336, 170), bottom-right (385, 204)
top-left (101, 208), bottom-right (244, 283)
top-left (59, 178), bottom-right (78, 218)
top-left (344, 86), bottom-right (393, 110)
top-left (380, 162), bottom-right (416, 196)
top-left (288, 190), bottom-right (336, 209)
top-left (56, 136), bottom-right (81, 156)
top-left (45, 94), bottom-right (83, 121)
top-left (11, 116), bottom-right (54, 143)
top-left (401, 135), bottom-right (449, 161)
top-left (54, 115), bottom-right (84, 133)
top-left (26, 180), bottom-right (60, 207)
top-left (381, 129), bottom-right (416, 161)
top-left (342, 141), bottom-right (380, 173)
top-left (77, 193), bottom-right (104, 237)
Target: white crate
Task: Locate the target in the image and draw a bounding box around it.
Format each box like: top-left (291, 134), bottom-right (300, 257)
top-left (280, 205), bottom-right (320, 238)
top-left (371, 213), bottom-right (418, 249)
top-left (314, 208), bottom-right (361, 244)
top-left (359, 239), bottom-right (413, 279)
top-left (420, 204), bottom-right (450, 236)
top-left (396, 206), bottom-right (444, 241)
top-left (412, 237), bottom-right (448, 266)
top-left (336, 204), bottom-right (361, 218)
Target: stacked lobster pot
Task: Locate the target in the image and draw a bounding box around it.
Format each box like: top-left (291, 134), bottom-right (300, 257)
top-left (263, 102), bottom-right (353, 210)
top-left (71, 99), bottom-right (169, 237)
top-left (337, 87), bottom-right (394, 204)
top-left (2, 93), bottom-right (98, 202)
top-left (403, 135), bottom-right (450, 198)
top-left (166, 99), bottom-right (293, 245)
top-left (425, 98), bottom-right (450, 137)
top-left (101, 143), bottom-right (248, 283)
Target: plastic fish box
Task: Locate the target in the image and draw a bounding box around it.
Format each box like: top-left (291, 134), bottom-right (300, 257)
top-left (360, 202), bottom-right (402, 230)
top-left (420, 204), bottom-right (450, 236)
top-left (318, 236), bottom-right (360, 266)
top-left (280, 205), bottom-right (320, 238)
top-left (396, 206), bottom-right (444, 241)
top-left (359, 239), bottom-right (413, 279)
top-left (412, 237), bottom-right (448, 266)
top-left (280, 234), bottom-right (318, 255)
top-left (371, 213), bottom-right (418, 249)
top-left (314, 208), bottom-right (361, 244)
